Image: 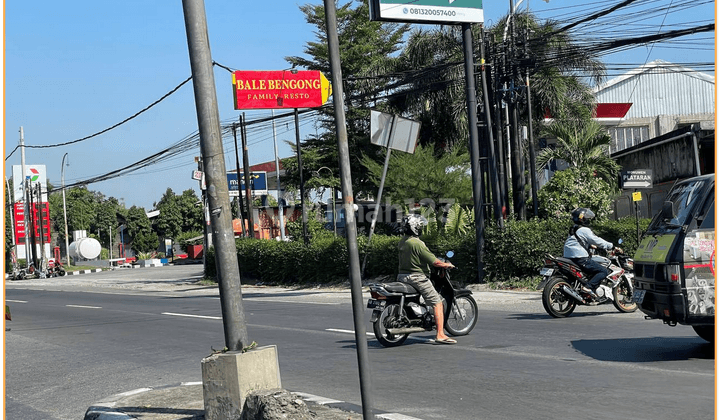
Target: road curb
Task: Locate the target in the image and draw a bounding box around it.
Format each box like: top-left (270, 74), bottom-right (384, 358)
top-left (84, 383), bottom-right (425, 420)
top-left (67, 268), bottom-right (104, 276)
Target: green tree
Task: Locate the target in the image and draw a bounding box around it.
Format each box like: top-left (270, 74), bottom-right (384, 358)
top-left (282, 0), bottom-right (410, 197)
top-left (536, 118), bottom-right (620, 183)
top-left (64, 187), bottom-right (96, 233)
top-left (154, 188), bottom-right (183, 239)
top-left (361, 144), bottom-right (472, 225)
top-left (125, 205), bottom-right (158, 253)
top-left (537, 167), bottom-right (619, 221)
top-left (176, 189), bottom-right (203, 233)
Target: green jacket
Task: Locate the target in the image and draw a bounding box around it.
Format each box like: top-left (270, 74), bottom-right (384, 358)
top-left (397, 235), bottom-right (437, 275)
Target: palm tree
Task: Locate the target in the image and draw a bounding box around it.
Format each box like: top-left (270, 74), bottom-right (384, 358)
top-left (536, 118), bottom-right (620, 183)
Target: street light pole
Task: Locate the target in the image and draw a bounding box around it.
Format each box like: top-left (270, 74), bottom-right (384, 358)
top-left (316, 166), bottom-right (336, 237)
top-left (61, 153), bottom-right (70, 266)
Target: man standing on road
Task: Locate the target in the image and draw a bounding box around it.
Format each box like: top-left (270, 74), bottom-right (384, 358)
top-left (397, 214), bottom-right (456, 344)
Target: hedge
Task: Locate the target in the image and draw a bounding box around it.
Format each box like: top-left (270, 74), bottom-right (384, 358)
top-left (204, 217), bottom-right (651, 286)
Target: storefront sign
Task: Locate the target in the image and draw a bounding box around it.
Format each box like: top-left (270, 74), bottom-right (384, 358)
top-left (232, 70), bottom-right (331, 109)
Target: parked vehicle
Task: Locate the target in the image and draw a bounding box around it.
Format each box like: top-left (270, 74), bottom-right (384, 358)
top-left (631, 174), bottom-right (715, 343)
top-left (538, 244), bottom-right (636, 317)
top-left (367, 252), bottom-right (478, 347)
top-left (46, 258), bottom-right (66, 277)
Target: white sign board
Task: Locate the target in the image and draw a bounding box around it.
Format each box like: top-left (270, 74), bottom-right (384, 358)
top-left (12, 165), bottom-right (47, 202)
top-left (370, 110), bottom-right (421, 154)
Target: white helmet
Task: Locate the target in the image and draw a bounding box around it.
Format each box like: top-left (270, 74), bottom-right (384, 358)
top-left (403, 214), bottom-right (428, 236)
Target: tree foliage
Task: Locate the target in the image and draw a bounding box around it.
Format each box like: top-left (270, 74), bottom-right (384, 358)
top-left (537, 167), bottom-right (619, 221)
top-left (282, 0), bottom-right (410, 197)
top-left (536, 118), bottom-right (620, 182)
top-left (154, 188), bottom-right (203, 239)
top-left (361, 144), bottom-right (472, 225)
top-left (125, 205), bottom-right (158, 253)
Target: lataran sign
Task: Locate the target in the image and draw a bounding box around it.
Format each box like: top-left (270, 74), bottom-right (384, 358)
top-left (232, 70), bottom-right (331, 110)
top-left (370, 0), bottom-right (483, 24)
top-left (621, 169), bottom-right (653, 189)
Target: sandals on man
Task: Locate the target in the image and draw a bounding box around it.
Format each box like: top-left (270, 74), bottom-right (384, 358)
top-left (434, 337), bottom-right (457, 345)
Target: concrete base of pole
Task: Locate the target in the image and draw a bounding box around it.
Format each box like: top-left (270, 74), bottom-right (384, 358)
top-left (201, 345), bottom-right (282, 420)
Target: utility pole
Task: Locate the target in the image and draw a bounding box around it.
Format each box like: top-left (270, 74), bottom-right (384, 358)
top-left (240, 113), bottom-right (255, 239)
top-left (323, 1), bottom-right (375, 417)
top-left (271, 109), bottom-right (286, 240)
top-left (61, 153), bottom-right (71, 266)
top-left (232, 123), bottom-right (247, 237)
top-left (479, 27), bottom-right (504, 228)
top-left (462, 23), bottom-right (486, 284)
top-left (20, 127), bottom-right (31, 268)
top-left (294, 108), bottom-right (309, 244)
top-left (182, 0), bottom-right (248, 351)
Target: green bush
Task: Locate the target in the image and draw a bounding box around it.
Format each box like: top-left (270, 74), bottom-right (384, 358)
top-left (203, 216), bottom-right (652, 286)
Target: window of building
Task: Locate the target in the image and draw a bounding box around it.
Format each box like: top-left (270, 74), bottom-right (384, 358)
top-left (608, 126), bottom-right (650, 153)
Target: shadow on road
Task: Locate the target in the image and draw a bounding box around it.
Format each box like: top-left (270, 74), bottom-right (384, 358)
top-left (571, 336), bottom-right (714, 362)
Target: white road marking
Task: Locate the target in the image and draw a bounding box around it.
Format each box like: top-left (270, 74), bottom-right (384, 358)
top-left (6, 300), bottom-right (27, 303)
top-left (211, 296), bottom-right (341, 305)
top-left (162, 312), bottom-right (222, 320)
top-left (66, 304), bottom-right (102, 309)
top-left (326, 328), bottom-right (375, 337)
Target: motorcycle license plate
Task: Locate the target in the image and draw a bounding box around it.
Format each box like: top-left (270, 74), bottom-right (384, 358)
top-left (367, 299), bottom-right (384, 309)
top-left (631, 290), bottom-right (646, 304)
top-left (539, 267), bottom-right (554, 276)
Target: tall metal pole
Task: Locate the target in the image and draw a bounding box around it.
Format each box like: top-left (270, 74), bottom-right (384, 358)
top-left (61, 153), bottom-right (71, 266)
top-left (462, 23), bottom-right (486, 283)
top-left (361, 117), bottom-right (395, 277)
top-left (182, 0), bottom-right (248, 351)
top-left (232, 124), bottom-right (247, 237)
top-left (20, 127), bottom-right (30, 268)
top-left (480, 27), bottom-right (504, 228)
top-left (323, 1), bottom-right (375, 417)
top-left (271, 109), bottom-right (286, 240)
top-left (294, 108), bottom-right (309, 244)
top-left (240, 113), bottom-right (255, 239)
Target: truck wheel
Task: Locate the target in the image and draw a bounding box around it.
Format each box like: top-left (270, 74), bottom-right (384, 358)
top-left (692, 325), bottom-right (714, 343)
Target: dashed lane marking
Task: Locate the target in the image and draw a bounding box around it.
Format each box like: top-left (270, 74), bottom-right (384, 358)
top-left (162, 312), bottom-right (222, 320)
top-left (6, 300), bottom-right (27, 303)
top-left (326, 328), bottom-right (374, 337)
top-left (66, 304), bottom-right (102, 309)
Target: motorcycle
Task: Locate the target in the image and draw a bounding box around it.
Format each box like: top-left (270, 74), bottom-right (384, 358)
top-left (537, 241), bottom-right (636, 318)
top-left (367, 251), bottom-right (478, 347)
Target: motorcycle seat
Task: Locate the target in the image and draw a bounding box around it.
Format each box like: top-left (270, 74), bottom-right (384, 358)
top-left (555, 256), bottom-right (581, 268)
top-left (378, 282), bottom-right (421, 295)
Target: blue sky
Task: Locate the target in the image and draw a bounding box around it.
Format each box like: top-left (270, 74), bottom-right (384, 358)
top-left (4, 0), bottom-right (715, 210)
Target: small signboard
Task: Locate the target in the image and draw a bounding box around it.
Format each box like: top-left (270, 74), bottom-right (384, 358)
top-left (632, 192), bottom-right (643, 202)
top-left (227, 172), bottom-right (268, 197)
top-left (232, 70), bottom-right (331, 110)
top-left (621, 169), bottom-right (653, 189)
top-left (369, 0), bottom-right (483, 24)
top-left (370, 110), bottom-right (421, 154)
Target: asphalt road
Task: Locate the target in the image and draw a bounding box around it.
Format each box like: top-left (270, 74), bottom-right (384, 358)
top-left (5, 266), bottom-right (716, 419)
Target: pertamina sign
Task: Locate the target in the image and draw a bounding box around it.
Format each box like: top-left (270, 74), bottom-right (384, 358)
top-left (232, 70), bottom-right (331, 110)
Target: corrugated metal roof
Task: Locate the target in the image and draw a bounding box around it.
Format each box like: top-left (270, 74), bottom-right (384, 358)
top-left (594, 60), bottom-right (715, 119)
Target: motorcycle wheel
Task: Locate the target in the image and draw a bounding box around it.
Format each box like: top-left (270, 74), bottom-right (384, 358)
top-left (542, 276), bottom-right (577, 318)
top-left (57, 268), bottom-right (66, 277)
top-left (612, 275), bottom-right (637, 313)
top-left (373, 304), bottom-right (409, 347)
top-left (445, 296), bottom-right (478, 336)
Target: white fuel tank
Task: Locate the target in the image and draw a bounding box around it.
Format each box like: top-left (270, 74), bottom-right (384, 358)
top-left (68, 237), bottom-right (102, 260)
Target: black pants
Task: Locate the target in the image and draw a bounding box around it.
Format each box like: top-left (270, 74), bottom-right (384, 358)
top-left (572, 257), bottom-right (610, 289)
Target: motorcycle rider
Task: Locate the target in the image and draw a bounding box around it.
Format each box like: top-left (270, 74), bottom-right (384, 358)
top-left (397, 214), bottom-right (457, 344)
top-left (563, 208), bottom-right (623, 298)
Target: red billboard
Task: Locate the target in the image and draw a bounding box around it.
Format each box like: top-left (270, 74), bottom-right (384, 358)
top-left (13, 202), bottom-right (51, 244)
top-left (232, 70), bottom-right (331, 110)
